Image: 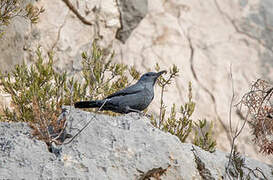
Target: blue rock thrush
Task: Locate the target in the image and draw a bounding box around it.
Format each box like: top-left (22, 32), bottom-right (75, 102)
top-left (74, 71), bottom-right (166, 114)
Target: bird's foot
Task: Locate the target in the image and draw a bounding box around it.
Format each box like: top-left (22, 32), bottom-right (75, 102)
top-left (144, 113), bottom-right (152, 119)
top-left (126, 107), bottom-right (146, 117)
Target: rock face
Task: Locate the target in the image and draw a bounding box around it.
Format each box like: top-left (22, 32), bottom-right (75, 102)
top-left (0, 109), bottom-right (272, 179)
top-left (116, 0), bottom-right (148, 43)
top-left (0, 0), bottom-right (272, 164)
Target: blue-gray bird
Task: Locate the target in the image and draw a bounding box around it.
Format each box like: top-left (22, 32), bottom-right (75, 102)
top-left (74, 71), bottom-right (166, 114)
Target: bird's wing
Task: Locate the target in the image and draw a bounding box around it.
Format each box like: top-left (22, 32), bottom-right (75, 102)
top-left (106, 83), bottom-right (144, 99)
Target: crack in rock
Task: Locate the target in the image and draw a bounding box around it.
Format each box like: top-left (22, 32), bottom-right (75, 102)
top-left (185, 33), bottom-right (231, 143)
top-left (51, 11), bottom-right (69, 51)
top-left (192, 146), bottom-right (215, 180)
top-left (137, 165), bottom-right (170, 180)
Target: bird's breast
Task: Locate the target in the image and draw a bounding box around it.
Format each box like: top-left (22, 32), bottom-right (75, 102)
top-left (143, 87), bottom-right (154, 104)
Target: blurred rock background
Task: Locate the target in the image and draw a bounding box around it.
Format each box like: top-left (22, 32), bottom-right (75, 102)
top-left (0, 0), bottom-right (272, 164)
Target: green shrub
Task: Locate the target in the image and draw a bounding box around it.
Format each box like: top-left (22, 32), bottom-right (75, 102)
top-left (150, 64), bottom-right (195, 143)
top-left (0, 47), bottom-right (66, 144)
top-left (193, 119), bottom-right (216, 152)
top-left (0, 47), bottom-right (65, 123)
top-left (161, 102), bottom-right (194, 142)
top-left (151, 67), bottom-right (216, 149)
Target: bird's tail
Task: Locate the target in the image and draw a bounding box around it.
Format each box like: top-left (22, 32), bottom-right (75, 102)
top-left (74, 100), bottom-right (103, 108)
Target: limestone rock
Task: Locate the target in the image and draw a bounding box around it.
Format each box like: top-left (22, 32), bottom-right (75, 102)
top-left (0, 109), bottom-right (272, 179)
top-left (0, 122), bottom-right (54, 179)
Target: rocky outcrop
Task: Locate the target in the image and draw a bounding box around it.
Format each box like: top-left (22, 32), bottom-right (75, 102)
top-left (0, 0), bottom-right (272, 164)
top-left (0, 109), bottom-right (272, 179)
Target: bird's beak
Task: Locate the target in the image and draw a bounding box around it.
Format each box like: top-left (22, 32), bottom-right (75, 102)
top-left (156, 70), bottom-right (167, 77)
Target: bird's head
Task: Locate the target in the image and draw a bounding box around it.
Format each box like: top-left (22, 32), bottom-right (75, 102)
top-left (138, 70), bottom-right (167, 85)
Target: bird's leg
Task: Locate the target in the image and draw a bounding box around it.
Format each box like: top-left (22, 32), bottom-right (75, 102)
top-left (126, 107), bottom-right (152, 118)
top-left (143, 112), bottom-right (152, 119)
top-left (126, 107), bottom-right (145, 116)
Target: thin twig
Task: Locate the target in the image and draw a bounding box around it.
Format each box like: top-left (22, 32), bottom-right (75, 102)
top-left (245, 167), bottom-right (269, 180)
top-left (158, 71), bottom-right (177, 128)
top-left (159, 85), bottom-right (165, 128)
top-left (63, 99), bottom-right (108, 145)
top-left (226, 65), bottom-right (248, 177)
top-left (52, 119), bottom-right (67, 142)
top-left (228, 64), bottom-right (234, 137)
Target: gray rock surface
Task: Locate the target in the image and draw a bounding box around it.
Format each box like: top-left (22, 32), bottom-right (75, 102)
top-left (0, 109), bottom-right (272, 179)
top-left (0, 122), bottom-right (55, 179)
top-left (116, 0), bottom-right (148, 43)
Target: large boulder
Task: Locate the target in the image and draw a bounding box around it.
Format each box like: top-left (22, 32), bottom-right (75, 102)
top-left (0, 109), bottom-right (272, 179)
